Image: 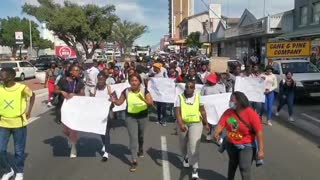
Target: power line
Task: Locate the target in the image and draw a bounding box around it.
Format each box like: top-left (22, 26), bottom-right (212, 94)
top-left (200, 0), bottom-right (221, 19)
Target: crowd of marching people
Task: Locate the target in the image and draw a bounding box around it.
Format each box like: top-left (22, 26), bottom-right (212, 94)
top-left (0, 54), bottom-right (298, 180)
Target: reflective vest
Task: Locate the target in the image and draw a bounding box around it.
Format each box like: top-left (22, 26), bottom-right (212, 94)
top-left (179, 93), bottom-right (201, 123)
top-left (127, 89), bottom-right (148, 114)
top-left (0, 83), bottom-right (26, 120)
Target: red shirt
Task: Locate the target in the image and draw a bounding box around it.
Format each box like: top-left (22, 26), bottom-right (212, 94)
top-left (219, 107), bottom-right (262, 144)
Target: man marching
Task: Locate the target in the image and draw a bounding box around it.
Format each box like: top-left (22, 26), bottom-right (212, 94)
top-left (0, 68), bottom-right (35, 180)
top-left (175, 81), bottom-right (210, 179)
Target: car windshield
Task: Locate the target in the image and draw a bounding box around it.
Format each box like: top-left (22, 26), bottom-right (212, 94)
top-left (0, 63), bottom-right (17, 68)
top-left (137, 47), bottom-right (149, 51)
top-left (281, 62), bottom-right (320, 73)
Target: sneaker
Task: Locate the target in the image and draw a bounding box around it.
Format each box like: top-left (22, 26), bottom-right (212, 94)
top-left (267, 120), bottom-right (273, 126)
top-left (161, 122), bottom-right (167, 127)
top-left (206, 134), bottom-right (212, 141)
top-left (15, 173), bottom-right (24, 180)
top-left (275, 112), bottom-right (279, 116)
top-left (101, 146), bottom-right (105, 153)
top-left (183, 158), bottom-right (189, 168)
top-left (130, 162), bottom-right (138, 172)
top-left (70, 144), bottom-right (77, 158)
top-left (47, 102), bottom-right (53, 107)
top-left (1, 168), bottom-right (14, 180)
top-left (289, 117), bottom-right (295, 122)
top-left (192, 169), bottom-right (199, 179)
top-left (218, 137), bottom-right (223, 145)
top-left (101, 152), bottom-right (109, 162)
top-left (137, 150), bottom-right (144, 158)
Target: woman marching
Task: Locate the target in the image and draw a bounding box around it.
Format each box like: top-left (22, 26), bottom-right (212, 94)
top-left (90, 72), bottom-right (113, 162)
top-left (214, 92), bottom-right (265, 180)
top-left (54, 65), bottom-right (85, 158)
top-left (275, 71), bottom-right (296, 122)
top-left (176, 81), bottom-right (210, 179)
top-left (110, 73), bottom-right (153, 172)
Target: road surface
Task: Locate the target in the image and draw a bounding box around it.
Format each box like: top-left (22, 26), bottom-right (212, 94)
top-left (2, 91), bottom-right (319, 180)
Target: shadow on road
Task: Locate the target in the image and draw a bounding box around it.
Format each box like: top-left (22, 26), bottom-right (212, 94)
top-left (108, 144), bottom-right (131, 166)
top-left (43, 136), bottom-right (101, 157)
top-left (146, 147), bottom-right (226, 180)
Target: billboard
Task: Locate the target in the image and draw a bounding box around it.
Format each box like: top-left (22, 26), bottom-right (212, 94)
top-left (15, 31), bottom-right (24, 45)
top-left (55, 46), bottom-right (77, 59)
top-left (267, 41), bottom-right (311, 57)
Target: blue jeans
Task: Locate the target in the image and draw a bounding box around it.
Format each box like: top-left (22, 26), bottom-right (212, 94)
top-left (0, 127), bottom-right (27, 173)
top-left (260, 91), bottom-right (275, 120)
top-left (277, 92), bottom-right (294, 116)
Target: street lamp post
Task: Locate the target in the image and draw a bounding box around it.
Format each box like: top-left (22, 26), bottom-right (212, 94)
top-left (29, 19), bottom-right (33, 58)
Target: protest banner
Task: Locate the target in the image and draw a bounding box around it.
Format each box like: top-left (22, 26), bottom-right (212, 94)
top-left (148, 78), bottom-right (176, 103)
top-left (210, 57), bottom-right (229, 73)
top-left (110, 82), bottom-right (130, 112)
top-left (234, 77), bottom-right (265, 103)
top-left (61, 96), bottom-right (112, 135)
top-left (200, 93), bottom-right (231, 125)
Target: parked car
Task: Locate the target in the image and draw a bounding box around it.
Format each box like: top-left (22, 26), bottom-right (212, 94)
top-left (0, 61), bottom-right (37, 81)
top-left (35, 55), bottom-right (63, 71)
top-left (271, 59), bottom-right (320, 98)
top-left (228, 60), bottom-right (245, 73)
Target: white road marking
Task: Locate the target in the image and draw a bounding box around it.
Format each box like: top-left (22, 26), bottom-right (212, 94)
top-left (161, 136), bottom-right (171, 180)
top-left (301, 113), bottom-right (320, 123)
top-left (28, 116), bottom-right (40, 124)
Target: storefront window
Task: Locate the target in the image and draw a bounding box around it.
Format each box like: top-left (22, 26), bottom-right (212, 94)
top-left (300, 6), bottom-right (308, 25)
top-left (312, 2), bottom-right (320, 24)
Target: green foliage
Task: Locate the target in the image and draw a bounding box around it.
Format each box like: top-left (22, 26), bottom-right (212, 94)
top-left (186, 31), bottom-right (201, 48)
top-left (0, 17), bottom-right (40, 56)
top-left (112, 20), bottom-right (148, 55)
top-left (33, 38), bottom-right (54, 56)
top-left (23, 0), bottom-right (118, 59)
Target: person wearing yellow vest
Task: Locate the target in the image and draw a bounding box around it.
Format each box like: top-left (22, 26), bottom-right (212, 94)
top-left (111, 73), bottom-right (153, 172)
top-left (175, 81), bottom-right (209, 180)
top-left (0, 68), bottom-right (35, 180)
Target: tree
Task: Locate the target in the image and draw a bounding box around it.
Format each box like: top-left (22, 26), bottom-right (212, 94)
top-left (112, 20), bottom-right (147, 56)
top-left (0, 17), bottom-right (40, 57)
top-left (186, 31), bottom-right (201, 49)
top-left (23, 0), bottom-right (118, 60)
top-left (33, 38), bottom-right (54, 56)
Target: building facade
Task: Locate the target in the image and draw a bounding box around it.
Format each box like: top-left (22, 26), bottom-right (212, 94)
top-left (168, 0), bottom-right (195, 39)
top-left (178, 11), bottom-right (210, 40)
top-left (211, 9), bottom-right (294, 64)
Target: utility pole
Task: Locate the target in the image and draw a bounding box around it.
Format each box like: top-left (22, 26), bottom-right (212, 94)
top-left (29, 19), bottom-right (33, 58)
top-left (263, 0), bottom-right (266, 17)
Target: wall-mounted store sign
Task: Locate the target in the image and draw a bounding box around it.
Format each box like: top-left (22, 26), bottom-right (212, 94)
top-left (267, 41), bottom-right (311, 57)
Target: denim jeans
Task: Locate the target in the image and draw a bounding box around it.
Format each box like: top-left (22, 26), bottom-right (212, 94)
top-left (156, 102), bottom-right (167, 123)
top-left (0, 127), bottom-right (27, 173)
top-left (277, 92), bottom-right (294, 116)
top-left (260, 91), bottom-right (275, 120)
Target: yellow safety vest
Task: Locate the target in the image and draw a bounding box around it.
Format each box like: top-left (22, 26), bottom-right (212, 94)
top-left (0, 83), bottom-right (27, 127)
top-left (179, 93), bottom-right (201, 123)
top-left (127, 89), bottom-right (148, 114)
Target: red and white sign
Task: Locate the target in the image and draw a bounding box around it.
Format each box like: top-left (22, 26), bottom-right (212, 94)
top-left (55, 46), bottom-right (76, 59)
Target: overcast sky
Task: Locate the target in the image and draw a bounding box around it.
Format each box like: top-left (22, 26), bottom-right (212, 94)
top-left (1, 0), bottom-right (294, 46)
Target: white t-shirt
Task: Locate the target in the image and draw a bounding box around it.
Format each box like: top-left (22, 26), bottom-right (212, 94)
top-left (86, 67), bottom-right (100, 86)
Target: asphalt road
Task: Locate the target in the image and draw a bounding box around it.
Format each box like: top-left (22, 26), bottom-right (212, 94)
top-left (2, 92), bottom-right (319, 180)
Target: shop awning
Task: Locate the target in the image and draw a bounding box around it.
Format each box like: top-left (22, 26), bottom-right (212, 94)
top-left (277, 27), bottom-right (320, 39)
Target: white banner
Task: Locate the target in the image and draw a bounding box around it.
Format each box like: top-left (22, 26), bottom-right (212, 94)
top-left (61, 96), bottom-right (112, 135)
top-left (148, 78), bottom-right (176, 103)
top-left (201, 93), bottom-right (231, 125)
top-left (110, 82), bottom-right (130, 112)
top-left (234, 77), bottom-right (265, 103)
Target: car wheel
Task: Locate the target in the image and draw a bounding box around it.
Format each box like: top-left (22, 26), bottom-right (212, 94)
top-left (20, 73), bottom-right (25, 81)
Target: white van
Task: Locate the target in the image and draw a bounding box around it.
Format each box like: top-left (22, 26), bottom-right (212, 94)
top-left (0, 61), bottom-right (37, 80)
top-left (271, 59), bottom-right (320, 98)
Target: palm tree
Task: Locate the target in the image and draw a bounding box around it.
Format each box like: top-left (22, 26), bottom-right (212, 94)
top-left (112, 20), bottom-right (148, 56)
